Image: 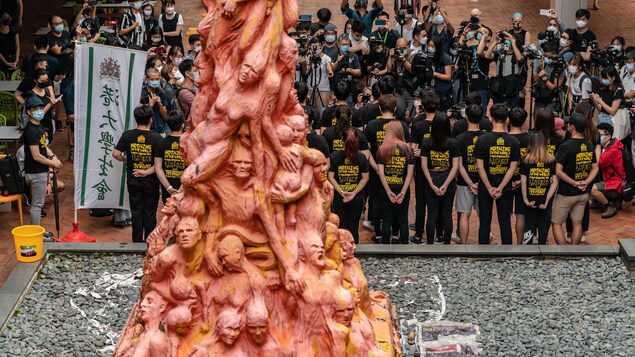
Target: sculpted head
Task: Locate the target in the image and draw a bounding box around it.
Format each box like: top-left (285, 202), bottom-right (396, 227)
top-left (275, 125), bottom-right (294, 147)
top-left (139, 290), bottom-right (167, 323)
top-left (299, 233), bottom-right (326, 269)
top-left (312, 150), bottom-right (328, 184)
top-left (165, 304), bottom-right (192, 336)
top-left (218, 234), bottom-right (245, 272)
top-left (332, 287), bottom-right (355, 326)
top-left (246, 300), bottom-right (269, 345)
top-left (216, 308), bottom-right (244, 345)
top-left (338, 229), bottom-right (356, 261)
top-left (239, 63), bottom-right (258, 84)
top-left (231, 145), bottom-right (253, 179)
top-left (176, 216), bottom-right (202, 250)
top-left (287, 115), bottom-right (307, 145)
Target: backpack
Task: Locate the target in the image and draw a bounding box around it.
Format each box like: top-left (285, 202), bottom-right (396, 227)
top-left (0, 154), bottom-right (25, 195)
top-left (578, 74), bottom-right (601, 95)
top-left (614, 144), bottom-right (635, 202)
top-left (176, 87), bottom-right (196, 119)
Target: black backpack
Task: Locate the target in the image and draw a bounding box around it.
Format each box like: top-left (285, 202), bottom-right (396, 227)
top-left (614, 144), bottom-right (635, 202)
top-left (578, 74), bottom-right (601, 95)
top-left (0, 155), bottom-right (25, 195)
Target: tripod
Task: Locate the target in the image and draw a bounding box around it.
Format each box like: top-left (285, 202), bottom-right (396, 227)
top-left (308, 53), bottom-right (325, 109)
top-left (447, 53), bottom-right (471, 106)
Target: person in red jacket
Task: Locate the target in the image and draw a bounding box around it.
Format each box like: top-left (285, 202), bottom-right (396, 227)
top-left (591, 123), bottom-right (625, 218)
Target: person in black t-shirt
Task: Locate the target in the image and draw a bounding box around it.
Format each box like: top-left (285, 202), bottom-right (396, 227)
top-left (590, 66), bottom-right (624, 127)
top-left (46, 15), bottom-right (71, 61)
top-left (551, 113), bottom-right (599, 245)
top-left (0, 10), bottom-right (19, 77)
top-left (23, 96), bottom-right (62, 238)
top-left (508, 108), bottom-right (529, 244)
top-left (567, 9), bottom-right (596, 63)
top-left (320, 82), bottom-right (362, 131)
top-left (328, 129), bottom-right (370, 243)
top-left (113, 105), bottom-right (163, 243)
top-left (154, 110), bottom-right (186, 205)
top-left (474, 104), bottom-right (520, 245)
top-left (450, 92), bottom-right (493, 137)
top-left (521, 133), bottom-right (558, 245)
top-left (376, 120), bottom-right (414, 244)
top-left (456, 104), bottom-right (484, 244)
top-left (421, 113), bottom-right (460, 245)
top-left (322, 105), bottom-right (369, 153)
top-left (364, 94), bottom-right (409, 241)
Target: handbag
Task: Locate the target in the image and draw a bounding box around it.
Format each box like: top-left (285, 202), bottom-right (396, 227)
top-left (611, 108), bottom-right (631, 141)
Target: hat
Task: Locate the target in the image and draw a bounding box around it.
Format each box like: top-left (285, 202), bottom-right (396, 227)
top-left (355, 0), bottom-right (368, 7)
top-left (569, 113), bottom-right (588, 130)
top-left (25, 96), bottom-right (45, 110)
top-left (324, 24), bottom-right (337, 32)
top-left (554, 117), bottom-right (564, 130)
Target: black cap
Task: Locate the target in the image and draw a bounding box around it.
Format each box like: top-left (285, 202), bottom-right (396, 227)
top-left (569, 113), bottom-right (588, 131)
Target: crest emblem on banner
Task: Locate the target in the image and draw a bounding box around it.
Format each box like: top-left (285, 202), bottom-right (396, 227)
top-left (99, 57), bottom-right (121, 81)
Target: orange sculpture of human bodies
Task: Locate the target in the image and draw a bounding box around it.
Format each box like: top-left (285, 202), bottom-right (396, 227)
top-left (114, 0), bottom-right (400, 355)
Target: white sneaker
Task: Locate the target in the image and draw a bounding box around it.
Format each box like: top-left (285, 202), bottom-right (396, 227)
top-left (489, 233), bottom-right (494, 243)
top-left (565, 233), bottom-right (572, 244)
top-left (362, 220), bottom-right (374, 231)
top-left (451, 233), bottom-right (460, 244)
top-left (581, 235), bottom-right (587, 243)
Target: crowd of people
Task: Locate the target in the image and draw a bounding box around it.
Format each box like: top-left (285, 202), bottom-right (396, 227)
top-left (3, 0), bottom-right (635, 245)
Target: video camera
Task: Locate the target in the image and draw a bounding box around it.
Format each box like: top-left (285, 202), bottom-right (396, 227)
top-left (296, 35), bottom-right (310, 56)
top-left (537, 30), bottom-right (558, 45)
top-left (522, 43), bottom-right (544, 60)
top-left (448, 103), bottom-right (465, 120)
top-left (396, 10), bottom-right (407, 26)
top-left (369, 36), bottom-right (383, 47)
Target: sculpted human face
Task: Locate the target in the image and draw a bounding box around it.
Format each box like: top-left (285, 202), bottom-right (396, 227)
top-left (218, 318), bottom-right (242, 345)
top-left (333, 298), bottom-right (355, 326)
top-left (139, 291), bottom-right (165, 323)
top-left (307, 241), bottom-right (325, 268)
top-left (289, 116), bottom-right (307, 145)
top-left (218, 243), bottom-right (243, 272)
top-left (339, 233), bottom-right (355, 260)
top-left (314, 158), bottom-right (328, 183)
top-left (247, 320), bottom-right (268, 344)
top-left (239, 64), bottom-right (258, 84)
top-left (177, 218), bottom-right (201, 250)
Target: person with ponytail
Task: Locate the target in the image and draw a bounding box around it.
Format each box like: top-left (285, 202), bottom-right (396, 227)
top-left (322, 105), bottom-right (369, 154)
top-left (376, 121), bottom-right (415, 244)
top-left (328, 129), bottom-right (370, 243)
top-left (421, 112), bottom-right (460, 244)
top-left (521, 133), bottom-right (558, 245)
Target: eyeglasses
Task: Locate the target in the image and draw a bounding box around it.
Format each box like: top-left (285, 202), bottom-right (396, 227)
top-left (52, 21), bottom-right (64, 26)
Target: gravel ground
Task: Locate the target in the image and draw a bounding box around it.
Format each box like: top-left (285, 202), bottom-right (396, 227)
top-left (362, 257), bottom-right (635, 357)
top-left (0, 254), bottom-right (634, 356)
top-left (0, 253), bottom-right (143, 357)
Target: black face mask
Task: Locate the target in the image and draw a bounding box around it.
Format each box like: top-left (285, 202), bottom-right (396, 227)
top-left (0, 18), bottom-right (10, 26)
top-left (36, 81), bottom-right (48, 88)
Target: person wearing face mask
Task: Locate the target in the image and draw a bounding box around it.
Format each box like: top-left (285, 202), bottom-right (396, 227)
top-left (141, 2), bottom-right (158, 40)
top-left (619, 51), bottom-right (635, 100)
top-left (369, 12), bottom-right (399, 50)
top-left (565, 53), bottom-right (593, 114)
top-left (74, 17), bottom-right (100, 44)
top-left (159, 0), bottom-right (184, 49)
top-left (46, 15), bottom-right (70, 59)
top-left (167, 46), bottom-right (185, 85)
top-left (341, 0), bottom-right (384, 38)
top-left (0, 0), bottom-right (22, 28)
top-left (118, 1), bottom-right (145, 48)
top-left (591, 123), bottom-right (625, 219)
top-left (72, 4), bottom-right (100, 35)
top-left (144, 25), bottom-right (165, 52)
top-left (557, 30), bottom-right (574, 62)
top-left (482, 29), bottom-right (524, 107)
top-left (409, 24), bottom-right (426, 51)
top-left (15, 56), bottom-right (49, 106)
top-left (22, 69), bottom-right (56, 140)
top-left (507, 12), bottom-right (530, 108)
top-left (426, 9), bottom-right (454, 55)
top-left (590, 66), bottom-right (624, 126)
top-left (321, 24), bottom-right (340, 61)
top-left (425, 36), bottom-right (452, 110)
top-left (532, 43), bottom-right (564, 115)
top-left (366, 39), bottom-right (390, 80)
top-left (160, 63), bottom-right (178, 109)
top-left (141, 67), bottom-right (170, 135)
top-left (184, 34), bottom-right (201, 61)
top-left (0, 10), bottom-right (18, 77)
top-left (393, 4), bottom-right (419, 43)
top-left (566, 9), bottom-right (596, 63)
top-left (23, 96), bottom-right (62, 238)
top-left (608, 36), bottom-right (625, 68)
top-left (177, 59), bottom-right (198, 122)
top-left (349, 20), bottom-right (369, 58)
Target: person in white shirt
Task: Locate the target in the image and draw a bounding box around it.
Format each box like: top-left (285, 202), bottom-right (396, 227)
top-left (349, 20), bottom-right (369, 56)
top-left (393, 4), bottom-right (419, 43)
top-left (620, 51), bottom-right (635, 99)
top-left (409, 24), bottom-right (426, 51)
top-left (306, 39), bottom-right (334, 111)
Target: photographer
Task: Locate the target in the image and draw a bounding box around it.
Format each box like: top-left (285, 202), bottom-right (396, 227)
top-left (532, 42), bottom-right (565, 114)
top-left (409, 24), bottom-right (427, 51)
top-left (387, 38), bottom-right (409, 97)
top-left (310, 8), bottom-right (333, 42)
top-left (608, 36), bottom-right (626, 68)
top-left (322, 24), bottom-right (340, 61)
top-left (366, 37), bottom-right (390, 80)
top-left (74, 17), bottom-right (100, 44)
top-left (331, 34), bottom-right (362, 90)
top-left (462, 26), bottom-right (493, 113)
top-left (558, 30), bottom-right (575, 62)
top-left (620, 51), bottom-right (635, 100)
top-left (426, 36), bottom-right (453, 110)
top-left (349, 20), bottom-right (369, 57)
top-left (341, 0), bottom-right (384, 37)
top-left (567, 8), bottom-right (596, 63)
top-left (590, 66), bottom-right (624, 126)
top-left (144, 25), bottom-right (165, 52)
top-left (72, 3), bottom-right (100, 33)
top-left (509, 12), bottom-right (530, 56)
top-left (565, 53), bottom-right (592, 114)
top-left (482, 29), bottom-right (524, 107)
top-left (370, 12), bottom-right (399, 50)
top-left (306, 37), bottom-right (334, 111)
top-left (394, 4), bottom-right (419, 42)
top-left (426, 6), bottom-right (454, 55)
top-left (117, 1), bottom-right (145, 48)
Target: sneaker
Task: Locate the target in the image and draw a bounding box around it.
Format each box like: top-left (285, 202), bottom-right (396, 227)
top-left (581, 235), bottom-right (587, 243)
top-left (409, 236), bottom-right (424, 244)
top-left (362, 220), bottom-right (374, 231)
top-left (565, 233), bottom-right (572, 244)
top-left (40, 209), bottom-right (47, 218)
top-left (43, 231), bottom-right (56, 242)
top-left (408, 223), bottom-right (416, 230)
top-left (391, 236), bottom-right (401, 244)
top-left (434, 236), bottom-right (444, 244)
top-left (451, 233), bottom-right (461, 244)
top-left (371, 236), bottom-right (382, 244)
top-left (489, 233), bottom-right (494, 243)
top-left (125, 218), bottom-right (132, 226)
top-left (114, 220), bottom-right (127, 227)
top-left (601, 205), bottom-right (617, 219)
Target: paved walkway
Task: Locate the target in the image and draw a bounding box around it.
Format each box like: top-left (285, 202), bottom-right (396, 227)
top-left (2, 0), bottom-right (635, 287)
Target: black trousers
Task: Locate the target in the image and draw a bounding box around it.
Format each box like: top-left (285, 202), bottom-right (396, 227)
top-left (478, 186), bottom-right (514, 245)
top-left (524, 203), bottom-right (552, 245)
top-left (369, 171), bottom-right (382, 237)
top-left (128, 178), bottom-right (160, 243)
top-left (380, 188), bottom-right (410, 244)
top-left (414, 167), bottom-right (426, 238)
top-left (566, 202), bottom-right (589, 233)
top-left (332, 193), bottom-right (364, 244)
top-left (425, 184), bottom-right (456, 244)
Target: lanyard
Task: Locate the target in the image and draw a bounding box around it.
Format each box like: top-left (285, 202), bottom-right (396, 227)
top-left (377, 30), bottom-right (388, 44)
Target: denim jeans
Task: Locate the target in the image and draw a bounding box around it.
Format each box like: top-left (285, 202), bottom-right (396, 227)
top-left (597, 112), bottom-right (613, 126)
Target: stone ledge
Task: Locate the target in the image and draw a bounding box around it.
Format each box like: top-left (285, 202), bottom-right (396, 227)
top-left (0, 257), bottom-right (47, 332)
top-left (618, 239), bottom-right (635, 271)
top-left (44, 242), bottom-right (147, 253)
top-left (539, 245), bottom-right (617, 256)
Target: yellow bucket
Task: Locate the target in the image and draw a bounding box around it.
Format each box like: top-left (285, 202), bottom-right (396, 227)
top-left (11, 225), bottom-right (45, 263)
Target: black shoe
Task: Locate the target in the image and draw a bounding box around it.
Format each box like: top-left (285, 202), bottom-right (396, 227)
top-left (434, 236), bottom-right (444, 244)
top-left (391, 236), bottom-right (401, 244)
top-left (40, 209), bottom-right (47, 218)
top-left (371, 236), bottom-right (382, 244)
top-left (409, 236), bottom-right (424, 244)
top-left (408, 223), bottom-right (416, 230)
top-left (43, 231), bottom-right (55, 242)
top-left (114, 220), bottom-right (127, 227)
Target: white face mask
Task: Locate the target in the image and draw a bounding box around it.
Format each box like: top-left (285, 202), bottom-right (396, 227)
top-left (576, 20), bottom-right (587, 29)
top-left (560, 38), bottom-right (568, 48)
top-left (568, 65), bottom-right (578, 74)
top-left (165, 7), bottom-right (175, 15)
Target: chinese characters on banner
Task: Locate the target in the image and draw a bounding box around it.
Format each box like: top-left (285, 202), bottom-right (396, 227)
top-left (74, 44), bottom-right (147, 210)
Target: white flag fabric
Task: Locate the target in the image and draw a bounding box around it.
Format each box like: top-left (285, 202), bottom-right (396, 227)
top-left (74, 44), bottom-right (147, 210)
